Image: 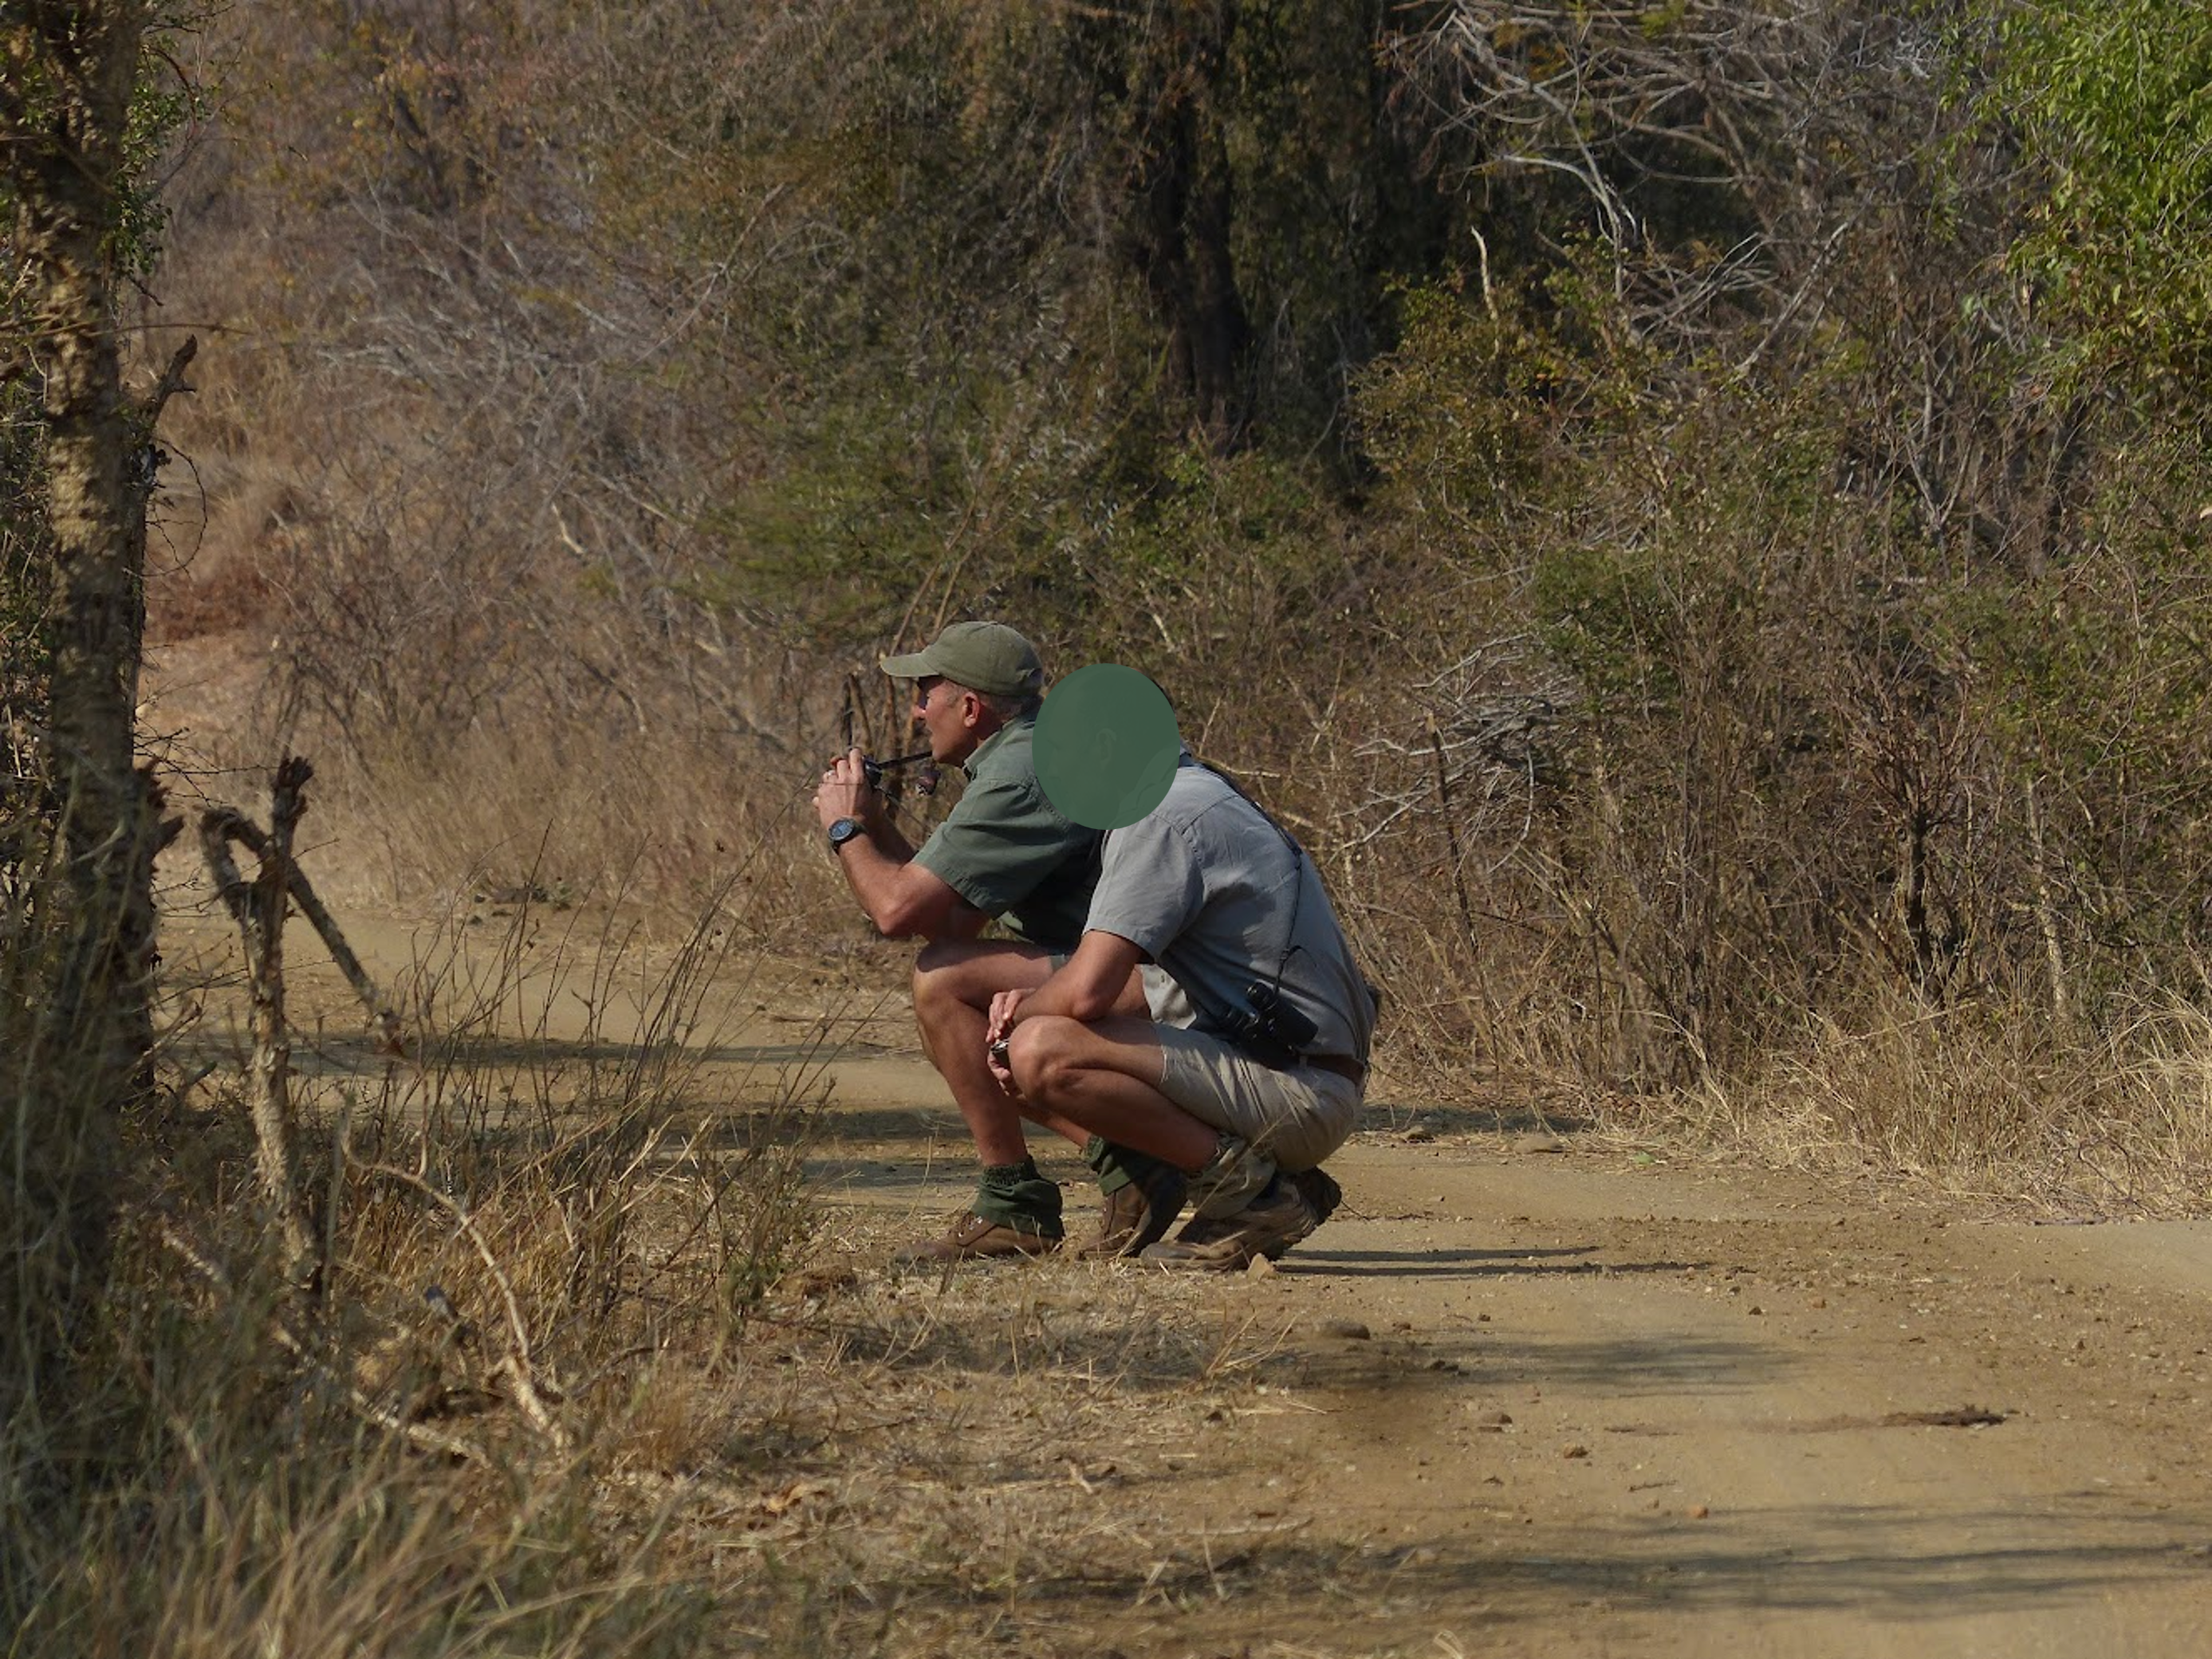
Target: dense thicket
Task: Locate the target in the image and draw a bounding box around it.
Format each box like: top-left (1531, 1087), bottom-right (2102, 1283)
top-left (144, 0), bottom-right (2212, 1091)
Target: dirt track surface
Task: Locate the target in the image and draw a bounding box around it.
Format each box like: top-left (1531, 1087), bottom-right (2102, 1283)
top-left (809, 1044), bottom-right (2212, 1654)
top-left (1172, 1149), bottom-right (2212, 1657)
top-left (167, 907), bottom-right (2212, 1655)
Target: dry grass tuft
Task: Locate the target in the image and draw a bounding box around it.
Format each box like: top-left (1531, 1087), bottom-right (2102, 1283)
top-left (7, 851), bottom-right (820, 1651)
top-left (1669, 986), bottom-right (2212, 1217)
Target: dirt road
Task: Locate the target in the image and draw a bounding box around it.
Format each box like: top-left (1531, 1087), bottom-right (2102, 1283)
top-left (169, 907), bottom-right (2212, 1655)
top-left (807, 1041), bottom-right (2212, 1656)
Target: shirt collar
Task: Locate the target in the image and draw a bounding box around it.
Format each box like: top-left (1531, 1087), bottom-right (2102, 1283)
top-left (962, 714), bottom-right (1031, 780)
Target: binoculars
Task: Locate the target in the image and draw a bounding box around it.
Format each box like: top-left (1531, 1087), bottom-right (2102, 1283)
top-left (856, 749), bottom-right (937, 793)
top-left (1214, 980), bottom-right (1321, 1068)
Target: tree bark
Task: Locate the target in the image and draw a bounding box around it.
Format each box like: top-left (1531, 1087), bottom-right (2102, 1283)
top-left (1124, 0), bottom-right (1252, 451)
top-left (2, 0), bottom-right (159, 1406)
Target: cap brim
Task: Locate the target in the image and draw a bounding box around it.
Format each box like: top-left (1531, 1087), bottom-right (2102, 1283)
top-left (878, 649), bottom-right (939, 680)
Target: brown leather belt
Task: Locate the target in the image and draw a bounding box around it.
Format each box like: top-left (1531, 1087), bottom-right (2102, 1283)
top-left (1303, 1053), bottom-right (1366, 1086)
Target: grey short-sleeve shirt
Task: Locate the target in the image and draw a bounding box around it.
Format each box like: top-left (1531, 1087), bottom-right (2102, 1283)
top-left (1084, 762), bottom-right (1374, 1063)
top-left (911, 717), bottom-right (1101, 949)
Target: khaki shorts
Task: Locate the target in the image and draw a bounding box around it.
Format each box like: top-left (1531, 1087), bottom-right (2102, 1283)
top-left (1152, 1025), bottom-right (1362, 1172)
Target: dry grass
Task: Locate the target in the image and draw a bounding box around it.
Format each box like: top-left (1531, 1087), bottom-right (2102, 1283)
top-left (1661, 987), bottom-right (2212, 1218)
top-left (5, 866), bottom-right (809, 1651)
top-left (142, 662), bottom-right (866, 949)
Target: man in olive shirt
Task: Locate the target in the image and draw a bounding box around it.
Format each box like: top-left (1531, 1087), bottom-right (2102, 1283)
top-left (812, 622), bottom-right (1178, 1260)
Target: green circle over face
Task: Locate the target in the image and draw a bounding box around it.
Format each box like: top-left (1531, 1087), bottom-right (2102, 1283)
top-left (1033, 663), bottom-right (1181, 830)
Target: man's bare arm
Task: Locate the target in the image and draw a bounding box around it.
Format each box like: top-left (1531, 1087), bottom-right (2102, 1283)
top-left (1006, 930), bottom-right (1147, 1026)
top-left (815, 747), bottom-right (986, 939)
top-left (836, 835), bottom-right (988, 939)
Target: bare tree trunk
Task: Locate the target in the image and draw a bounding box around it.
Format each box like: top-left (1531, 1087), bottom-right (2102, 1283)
top-left (2, 0), bottom-right (161, 1409)
top-left (1124, 0), bottom-right (1252, 450)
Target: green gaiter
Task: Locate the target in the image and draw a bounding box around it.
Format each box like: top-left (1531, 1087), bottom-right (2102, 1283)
top-left (972, 1157), bottom-right (1064, 1236)
top-left (1084, 1134), bottom-right (1175, 1199)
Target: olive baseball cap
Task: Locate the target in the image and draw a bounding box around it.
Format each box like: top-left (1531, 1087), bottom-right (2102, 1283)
top-left (878, 621), bottom-right (1044, 699)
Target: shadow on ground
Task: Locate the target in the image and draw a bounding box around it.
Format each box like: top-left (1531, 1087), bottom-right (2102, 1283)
top-left (825, 1498), bottom-right (2211, 1651)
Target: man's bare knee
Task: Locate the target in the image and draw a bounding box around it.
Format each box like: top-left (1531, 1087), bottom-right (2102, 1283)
top-left (913, 939), bottom-right (962, 1002)
top-left (914, 938), bottom-right (966, 980)
top-left (918, 943), bottom-right (1053, 1012)
top-left (1006, 1016), bottom-right (1077, 1104)
top-left (1011, 1013), bottom-right (1140, 1107)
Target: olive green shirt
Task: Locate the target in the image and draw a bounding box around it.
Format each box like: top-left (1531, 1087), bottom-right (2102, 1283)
top-left (911, 717), bottom-right (1101, 949)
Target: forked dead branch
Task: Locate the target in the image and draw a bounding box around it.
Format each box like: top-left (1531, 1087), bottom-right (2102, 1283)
top-left (190, 756), bottom-right (573, 1456)
top-left (199, 757), bottom-right (340, 1295)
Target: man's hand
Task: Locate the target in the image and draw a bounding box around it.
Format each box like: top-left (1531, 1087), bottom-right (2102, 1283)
top-left (985, 988), bottom-right (1028, 1097)
top-left (812, 747), bottom-right (877, 832)
top-left (986, 987), bottom-right (1028, 1045)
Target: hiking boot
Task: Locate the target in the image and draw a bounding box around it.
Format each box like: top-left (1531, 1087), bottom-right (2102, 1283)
top-left (1139, 1173), bottom-right (1319, 1272)
top-left (893, 1212), bottom-right (1061, 1264)
top-left (1289, 1166), bottom-right (1342, 1228)
top-left (1077, 1161), bottom-right (1189, 1259)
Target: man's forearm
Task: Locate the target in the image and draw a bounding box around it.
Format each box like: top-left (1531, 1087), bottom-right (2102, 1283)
top-left (816, 751), bottom-right (968, 935)
top-left (833, 828), bottom-right (978, 939)
top-left (866, 816), bottom-right (919, 863)
top-left (834, 832), bottom-right (913, 930)
top-left (1007, 933), bottom-right (1142, 1026)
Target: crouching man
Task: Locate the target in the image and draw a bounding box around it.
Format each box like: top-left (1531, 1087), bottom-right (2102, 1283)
top-left (985, 751), bottom-right (1374, 1270)
top-left (812, 622), bottom-right (1177, 1261)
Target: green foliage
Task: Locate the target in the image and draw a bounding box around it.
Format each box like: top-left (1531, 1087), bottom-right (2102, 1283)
top-left (1352, 282), bottom-right (1568, 539)
top-left (0, 6), bottom-right (197, 275)
top-left (114, 27), bottom-right (203, 281)
top-left (1118, 446), bottom-right (1332, 580)
top-left (584, 0), bottom-right (1457, 646)
top-left (1356, 246), bottom-right (2000, 1071)
top-left (1987, 0), bottom-right (2212, 393)
top-left (1943, 438), bottom-right (2212, 963)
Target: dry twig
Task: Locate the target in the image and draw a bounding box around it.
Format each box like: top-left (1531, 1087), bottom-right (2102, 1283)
top-left (356, 1159), bottom-right (577, 1453)
top-left (152, 1215), bottom-right (492, 1467)
top-left (200, 801), bottom-right (405, 1053)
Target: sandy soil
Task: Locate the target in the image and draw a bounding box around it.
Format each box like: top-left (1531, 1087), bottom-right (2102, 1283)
top-left (161, 901), bottom-right (2212, 1657)
top-left (809, 1091), bottom-right (2212, 1657)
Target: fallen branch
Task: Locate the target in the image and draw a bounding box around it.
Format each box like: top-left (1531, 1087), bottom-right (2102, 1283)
top-left (198, 757), bottom-right (320, 1297)
top-left (357, 1159), bottom-right (575, 1454)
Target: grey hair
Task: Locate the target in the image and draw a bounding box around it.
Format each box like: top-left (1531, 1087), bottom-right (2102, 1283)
top-left (962, 686), bottom-right (1041, 722)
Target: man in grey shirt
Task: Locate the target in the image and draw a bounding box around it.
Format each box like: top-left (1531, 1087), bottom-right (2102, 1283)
top-left (984, 757), bottom-right (1374, 1270)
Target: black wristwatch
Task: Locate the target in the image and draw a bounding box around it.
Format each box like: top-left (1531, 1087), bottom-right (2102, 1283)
top-left (827, 817), bottom-right (865, 854)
